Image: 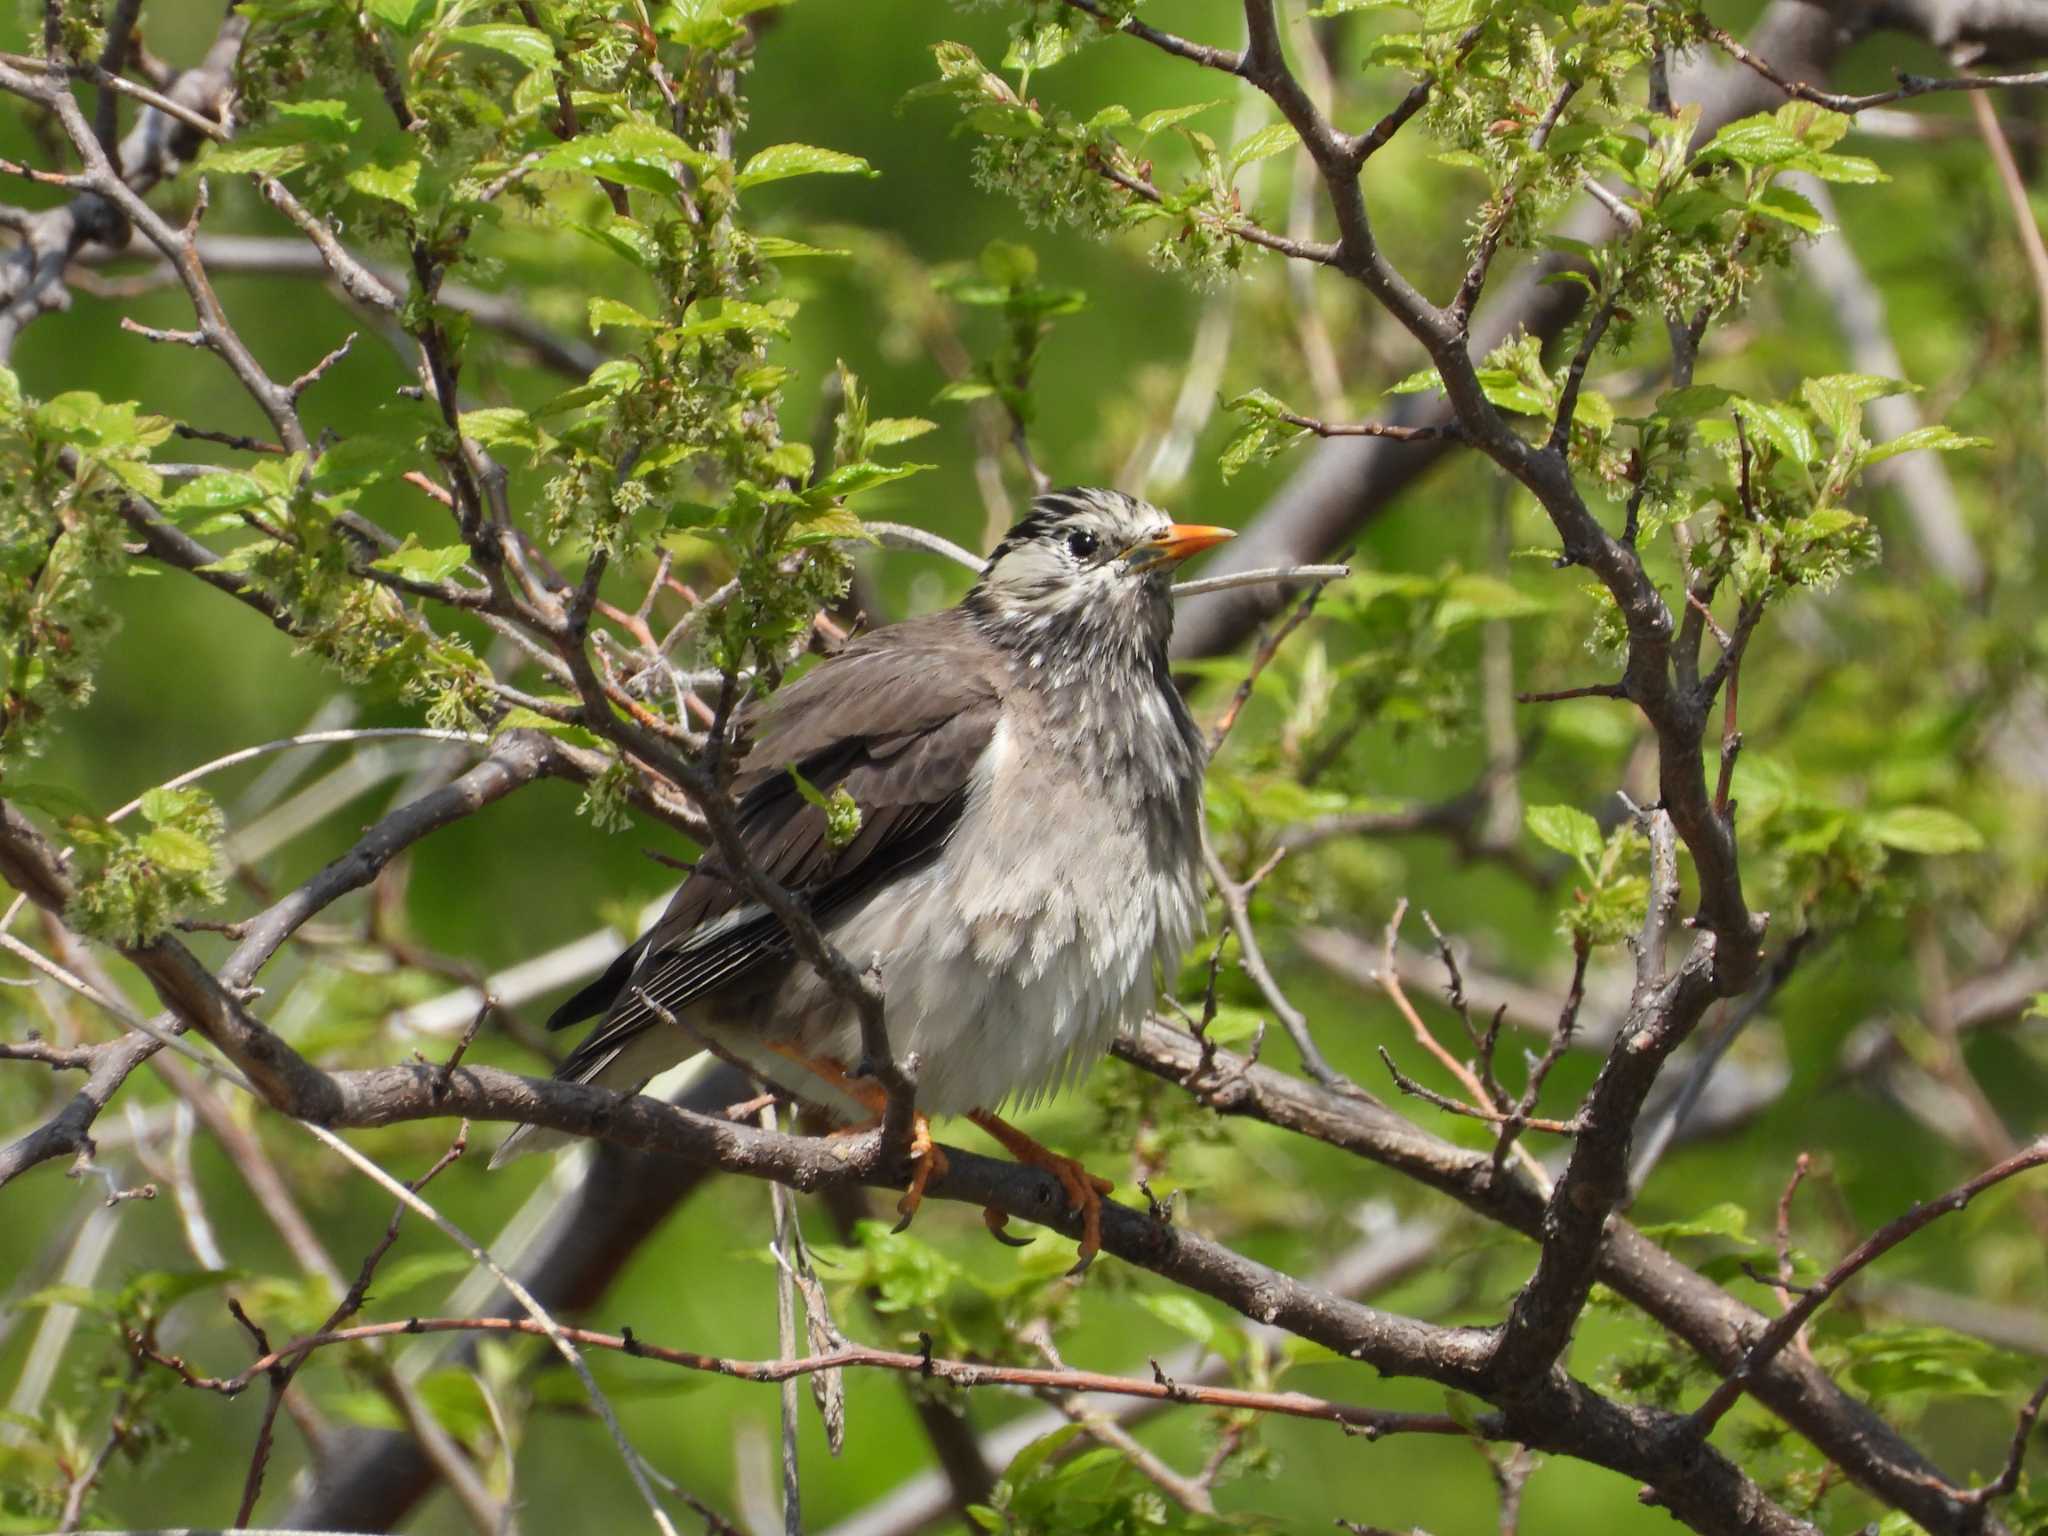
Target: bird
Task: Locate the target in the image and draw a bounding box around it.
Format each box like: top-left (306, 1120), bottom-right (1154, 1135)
top-left (494, 487), bottom-right (1232, 1267)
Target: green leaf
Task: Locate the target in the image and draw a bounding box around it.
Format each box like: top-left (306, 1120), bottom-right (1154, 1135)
top-left (1134, 1294), bottom-right (1242, 1362)
top-left (347, 159), bottom-right (422, 213)
top-left (571, 217), bottom-right (663, 271)
top-left (735, 142), bottom-right (877, 190)
top-left (1800, 373), bottom-right (1908, 438)
top-left (2, 781), bottom-right (101, 821)
top-left (311, 436), bottom-right (398, 491)
top-left (118, 1267), bottom-right (242, 1313)
top-left (1749, 184), bottom-right (1824, 233)
top-left (372, 1253), bottom-right (474, 1297)
top-left (138, 785), bottom-right (213, 827)
top-left (1525, 803), bottom-right (1603, 867)
top-left (1569, 389), bottom-right (1614, 438)
top-left (809, 461), bottom-right (932, 499)
top-left (1222, 386), bottom-right (1291, 421)
top-left (275, 99), bottom-right (363, 141)
top-left (1861, 425), bottom-right (1991, 466)
top-left (538, 124), bottom-right (711, 198)
top-left (1734, 398), bottom-right (1818, 469)
top-left (1385, 365), bottom-right (1445, 397)
top-left (863, 416), bottom-right (938, 449)
top-left (1775, 102), bottom-right (1849, 153)
top-left (197, 141), bottom-right (312, 177)
top-left (163, 472), bottom-right (265, 514)
top-left (1699, 115), bottom-right (1807, 169)
top-left (1651, 385), bottom-right (1734, 426)
top-left (492, 707), bottom-right (604, 749)
top-left (366, 0), bottom-right (434, 32)
top-left (587, 296), bottom-right (660, 333)
top-left (1843, 1325), bottom-right (2019, 1400)
top-left (785, 767), bottom-right (862, 847)
top-left (978, 238), bottom-right (1037, 288)
top-left (1637, 1202), bottom-right (1755, 1243)
top-left (138, 825), bottom-right (216, 875)
top-left (371, 538), bottom-right (472, 585)
top-left (13, 1284), bottom-right (119, 1314)
top-left (445, 23), bottom-right (555, 71)
top-left (752, 234), bottom-right (850, 260)
top-left (1004, 1425), bottom-right (1085, 1487)
top-left (458, 407), bottom-right (539, 451)
top-left (1002, 18), bottom-right (1078, 71)
top-left (1136, 101), bottom-right (1223, 136)
top-left (1228, 121), bottom-right (1299, 173)
top-left (1808, 151), bottom-right (1884, 185)
top-left (671, 297), bottom-right (795, 338)
top-left (1863, 806), bottom-right (1984, 855)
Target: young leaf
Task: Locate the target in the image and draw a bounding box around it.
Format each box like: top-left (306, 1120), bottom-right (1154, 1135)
top-left (163, 472), bottom-right (266, 514)
top-left (537, 124), bottom-right (712, 197)
top-left (1228, 121), bottom-right (1299, 173)
top-left (863, 417), bottom-right (939, 450)
top-left (371, 538), bottom-right (472, 585)
top-left (1860, 425), bottom-right (1991, 467)
top-left (444, 23), bottom-right (555, 71)
top-left (736, 143), bottom-right (877, 190)
top-left (1525, 803), bottom-right (1603, 868)
top-left (1863, 806), bottom-right (1984, 855)
top-left (347, 160), bottom-right (422, 213)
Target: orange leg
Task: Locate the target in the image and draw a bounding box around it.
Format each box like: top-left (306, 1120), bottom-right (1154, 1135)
top-left (767, 1045), bottom-right (947, 1232)
top-left (968, 1109), bottom-right (1114, 1274)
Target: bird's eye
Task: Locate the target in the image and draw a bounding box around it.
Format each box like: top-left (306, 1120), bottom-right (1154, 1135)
top-left (1065, 529), bottom-right (1099, 561)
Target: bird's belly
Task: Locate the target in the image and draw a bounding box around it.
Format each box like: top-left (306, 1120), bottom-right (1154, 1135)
top-left (724, 799), bottom-right (1201, 1119)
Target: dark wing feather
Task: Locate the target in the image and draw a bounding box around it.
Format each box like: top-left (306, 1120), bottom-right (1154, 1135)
top-left (547, 609), bottom-right (1002, 1082)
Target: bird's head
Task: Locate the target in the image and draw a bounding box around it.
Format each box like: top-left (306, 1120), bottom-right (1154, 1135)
top-left (965, 488), bottom-right (1233, 663)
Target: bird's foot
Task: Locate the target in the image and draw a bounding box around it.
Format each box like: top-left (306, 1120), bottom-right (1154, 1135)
top-left (763, 1046), bottom-right (945, 1229)
top-left (968, 1110), bottom-right (1114, 1274)
top-left (891, 1114), bottom-right (948, 1233)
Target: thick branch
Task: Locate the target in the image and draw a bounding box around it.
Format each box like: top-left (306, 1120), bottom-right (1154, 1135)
top-left (1114, 1018), bottom-right (1999, 1536)
top-left (0, 792), bottom-right (1816, 1536)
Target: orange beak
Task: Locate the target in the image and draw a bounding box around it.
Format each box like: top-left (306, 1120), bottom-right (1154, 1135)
top-left (1132, 524), bottom-right (1236, 567)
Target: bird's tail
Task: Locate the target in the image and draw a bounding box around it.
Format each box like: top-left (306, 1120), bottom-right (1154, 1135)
top-left (488, 1022), bottom-right (693, 1169)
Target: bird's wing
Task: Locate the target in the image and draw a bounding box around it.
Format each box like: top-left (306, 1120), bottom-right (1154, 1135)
top-left (547, 611), bottom-right (1002, 1079)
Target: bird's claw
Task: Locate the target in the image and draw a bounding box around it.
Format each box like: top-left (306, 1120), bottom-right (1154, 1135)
top-left (982, 1206), bottom-right (1035, 1247)
top-left (891, 1114), bottom-right (947, 1234)
top-left (966, 1109), bottom-right (1112, 1275)
top-left (1053, 1163), bottom-right (1114, 1275)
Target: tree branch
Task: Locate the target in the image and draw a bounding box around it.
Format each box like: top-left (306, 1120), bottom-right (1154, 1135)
top-left (1689, 1138), bottom-right (2048, 1437)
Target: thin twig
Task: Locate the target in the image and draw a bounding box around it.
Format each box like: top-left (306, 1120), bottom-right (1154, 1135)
top-left (1202, 834), bottom-right (1360, 1098)
top-left (1174, 563), bottom-right (1350, 600)
top-left (1208, 569), bottom-right (1338, 753)
top-left (1703, 27), bottom-right (2048, 115)
top-left (1689, 1137), bottom-right (2048, 1435)
top-left (1372, 902), bottom-right (1553, 1190)
top-left (294, 1122), bottom-right (684, 1536)
top-left (135, 1313), bottom-right (1469, 1437)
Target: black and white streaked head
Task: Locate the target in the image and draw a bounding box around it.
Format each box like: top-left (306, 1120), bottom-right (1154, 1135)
top-left (965, 488), bottom-right (1234, 675)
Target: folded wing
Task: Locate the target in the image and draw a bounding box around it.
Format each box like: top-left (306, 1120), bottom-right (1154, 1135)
top-left (547, 610), bottom-right (1003, 1085)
